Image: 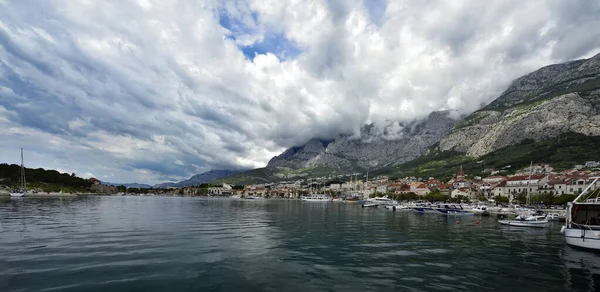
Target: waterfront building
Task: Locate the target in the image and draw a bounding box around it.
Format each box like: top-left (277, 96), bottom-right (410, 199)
top-left (208, 183), bottom-right (233, 196)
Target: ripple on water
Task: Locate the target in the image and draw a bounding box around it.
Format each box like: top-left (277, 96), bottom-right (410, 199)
top-left (0, 197), bottom-right (596, 292)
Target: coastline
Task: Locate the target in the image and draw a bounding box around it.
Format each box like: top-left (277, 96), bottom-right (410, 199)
top-left (0, 191), bottom-right (93, 197)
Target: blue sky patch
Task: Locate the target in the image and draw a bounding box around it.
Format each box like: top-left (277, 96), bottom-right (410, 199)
top-left (240, 32), bottom-right (301, 61)
top-left (364, 0), bottom-right (387, 27)
top-left (217, 8), bottom-right (301, 61)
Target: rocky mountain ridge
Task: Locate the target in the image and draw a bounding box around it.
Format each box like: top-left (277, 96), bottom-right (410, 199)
top-left (103, 182), bottom-right (152, 188)
top-left (267, 111), bottom-right (458, 171)
top-left (154, 170), bottom-right (240, 188)
top-left (440, 52), bottom-right (600, 157)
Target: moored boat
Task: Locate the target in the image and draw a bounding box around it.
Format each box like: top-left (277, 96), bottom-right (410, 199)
top-left (10, 148), bottom-right (27, 198)
top-left (472, 205), bottom-right (490, 216)
top-left (301, 194), bottom-right (333, 202)
top-left (499, 213), bottom-right (548, 228)
top-left (561, 177), bottom-right (600, 251)
top-left (385, 204), bottom-right (412, 211)
top-left (498, 218), bottom-right (548, 228)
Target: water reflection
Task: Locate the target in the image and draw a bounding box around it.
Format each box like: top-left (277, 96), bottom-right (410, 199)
top-left (0, 197), bottom-right (597, 291)
top-left (561, 246), bottom-right (600, 291)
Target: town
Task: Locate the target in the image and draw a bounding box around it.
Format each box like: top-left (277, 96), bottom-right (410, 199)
top-left (84, 161), bottom-right (600, 206)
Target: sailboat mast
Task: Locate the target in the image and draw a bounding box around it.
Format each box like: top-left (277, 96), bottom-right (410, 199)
top-left (20, 148), bottom-right (26, 190)
top-left (526, 161), bottom-right (533, 205)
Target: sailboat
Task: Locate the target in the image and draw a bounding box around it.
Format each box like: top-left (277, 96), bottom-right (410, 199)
top-left (10, 148), bottom-right (27, 197)
top-left (498, 161), bottom-right (548, 227)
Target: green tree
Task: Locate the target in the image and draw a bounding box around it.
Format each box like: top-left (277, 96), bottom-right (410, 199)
top-left (554, 194), bottom-right (577, 205)
top-left (514, 192), bottom-right (527, 204)
top-left (493, 195), bottom-right (509, 203)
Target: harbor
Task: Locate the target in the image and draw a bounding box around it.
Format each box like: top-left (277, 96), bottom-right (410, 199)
top-left (1, 195), bottom-right (597, 291)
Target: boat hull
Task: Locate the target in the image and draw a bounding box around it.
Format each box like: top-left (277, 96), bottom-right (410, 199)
top-left (498, 220), bottom-right (548, 228)
top-left (301, 198), bottom-right (332, 202)
top-left (564, 228), bottom-right (600, 250)
top-left (434, 208), bottom-right (474, 215)
top-left (10, 192), bottom-right (26, 197)
top-left (412, 207), bottom-right (435, 213)
top-left (362, 203), bottom-right (378, 208)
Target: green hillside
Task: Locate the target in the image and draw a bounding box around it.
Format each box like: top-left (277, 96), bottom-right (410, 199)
top-left (0, 164), bottom-right (92, 192)
top-left (371, 132), bottom-right (600, 181)
top-left (213, 132), bottom-right (600, 185)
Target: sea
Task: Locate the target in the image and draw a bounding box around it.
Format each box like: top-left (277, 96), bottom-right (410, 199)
top-left (1, 196), bottom-right (599, 292)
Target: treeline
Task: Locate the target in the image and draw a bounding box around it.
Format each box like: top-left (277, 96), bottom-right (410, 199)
top-left (0, 163), bottom-right (92, 190)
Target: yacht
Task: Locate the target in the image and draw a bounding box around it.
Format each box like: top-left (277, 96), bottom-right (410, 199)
top-left (301, 194), bottom-right (333, 202)
top-left (561, 177), bottom-right (600, 250)
top-left (10, 148), bottom-right (27, 197)
top-left (432, 204), bottom-right (474, 215)
top-left (362, 197), bottom-right (397, 208)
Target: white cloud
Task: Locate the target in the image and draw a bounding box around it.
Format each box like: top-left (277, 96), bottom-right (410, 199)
top-left (0, 0), bottom-right (599, 184)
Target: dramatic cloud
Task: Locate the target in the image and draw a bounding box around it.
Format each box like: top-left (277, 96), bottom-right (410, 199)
top-left (1, 0), bottom-right (599, 184)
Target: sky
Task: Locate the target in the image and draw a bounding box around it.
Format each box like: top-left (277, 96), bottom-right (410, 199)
top-left (1, 0), bottom-right (600, 184)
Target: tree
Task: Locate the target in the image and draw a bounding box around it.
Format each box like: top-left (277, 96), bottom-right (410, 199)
top-left (554, 194), bottom-right (577, 205)
top-left (514, 192), bottom-right (527, 204)
top-left (493, 195), bottom-right (509, 203)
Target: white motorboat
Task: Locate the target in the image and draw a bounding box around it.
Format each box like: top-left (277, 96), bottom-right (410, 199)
top-left (301, 194), bottom-right (333, 202)
top-left (499, 214), bottom-right (548, 228)
top-left (367, 197), bottom-right (396, 205)
top-left (363, 197), bottom-right (396, 208)
top-left (385, 204), bottom-right (412, 211)
top-left (10, 148), bottom-right (28, 197)
top-left (472, 205), bottom-right (490, 215)
top-left (561, 177), bottom-right (600, 251)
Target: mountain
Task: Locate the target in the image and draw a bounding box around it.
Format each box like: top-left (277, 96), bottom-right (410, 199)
top-left (439, 52), bottom-right (600, 157)
top-left (154, 170), bottom-right (241, 188)
top-left (103, 182), bottom-right (152, 188)
top-left (267, 111), bottom-right (457, 171)
top-left (216, 53), bottom-right (600, 185)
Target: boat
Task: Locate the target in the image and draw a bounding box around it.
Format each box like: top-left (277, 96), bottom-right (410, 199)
top-left (332, 197), bottom-right (344, 202)
top-left (472, 205), bottom-right (490, 216)
top-left (411, 203), bottom-right (436, 213)
top-left (498, 217), bottom-right (548, 228)
top-left (498, 213), bottom-right (548, 228)
top-left (344, 196), bottom-right (360, 203)
top-left (301, 194), bottom-right (333, 202)
top-left (361, 202), bottom-right (379, 208)
top-left (367, 197), bottom-right (396, 205)
top-left (10, 148), bottom-right (27, 197)
top-left (385, 204), bottom-right (412, 211)
top-left (432, 204), bottom-right (474, 215)
top-left (561, 177), bottom-right (600, 251)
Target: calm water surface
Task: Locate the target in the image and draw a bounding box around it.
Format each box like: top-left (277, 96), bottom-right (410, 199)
top-left (1, 196), bottom-right (599, 291)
